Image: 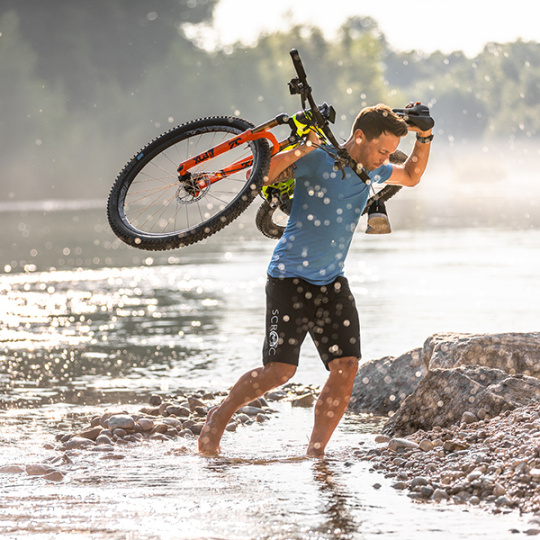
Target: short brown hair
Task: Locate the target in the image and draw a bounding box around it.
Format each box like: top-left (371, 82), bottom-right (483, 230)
top-left (352, 104), bottom-right (408, 140)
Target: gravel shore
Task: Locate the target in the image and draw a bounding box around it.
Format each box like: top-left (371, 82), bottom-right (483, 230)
top-left (354, 402), bottom-right (540, 532)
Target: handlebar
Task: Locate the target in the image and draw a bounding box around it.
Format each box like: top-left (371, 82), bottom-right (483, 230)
top-left (288, 48), bottom-right (371, 183)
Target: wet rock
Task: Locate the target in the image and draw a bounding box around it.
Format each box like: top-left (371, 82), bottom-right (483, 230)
top-left (43, 471), bottom-right (64, 482)
top-left (265, 390), bottom-right (287, 401)
top-left (190, 423), bottom-right (205, 435)
top-left (149, 395), bottom-right (162, 406)
top-left (108, 415), bottom-right (135, 431)
top-left (96, 434), bottom-right (113, 445)
top-left (239, 406), bottom-right (265, 416)
top-left (150, 433), bottom-right (169, 441)
top-left (99, 413), bottom-right (113, 428)
top-left (90, 445), bottom-right (114, 453)
top-left (194, 406), bottom-right (207, 416)
top-left (162, 418), bottom-right (182, 429)
top-left (432, 488), bottom-right (449, 501)
top-left (165, 406), bottom-right (190, 418)
top-left (349, 348), bottom-right (426, 415)
top-left (188, 397), bottom-right (205, 411)
top-left (388, 438), bottom-right (419, 453)
top-left (78, 426), bottom-right (103, 441)
top-left (291, 393), bottom-right (315, 408)
top-left (113, 428), bottom-right (128, 439)
top-left (63, 436), bottom-right (96, 450)
top-left (137, 418), bottom-right (154, 432)
top-left (0, 465), bottom-right (25, 474)
top-left (26, 464), bottom-right (55, 476)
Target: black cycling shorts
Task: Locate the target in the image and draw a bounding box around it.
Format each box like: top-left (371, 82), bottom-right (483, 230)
top-left (262, 275), bottom-right (361, 370)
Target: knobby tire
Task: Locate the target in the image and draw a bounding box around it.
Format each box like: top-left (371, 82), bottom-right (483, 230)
top-left (108, 117), bottom-right (271, 251)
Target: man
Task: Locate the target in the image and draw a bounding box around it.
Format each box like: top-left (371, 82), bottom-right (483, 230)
top-left (199, 103), bottom-right (433, 457)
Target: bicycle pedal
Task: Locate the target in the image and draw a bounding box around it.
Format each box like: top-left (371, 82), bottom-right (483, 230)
top-left (366, 213), bottom-right (392, 234)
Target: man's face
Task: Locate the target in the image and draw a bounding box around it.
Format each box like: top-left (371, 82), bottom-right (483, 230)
top-left (354, 130), bottom-right (401, 171)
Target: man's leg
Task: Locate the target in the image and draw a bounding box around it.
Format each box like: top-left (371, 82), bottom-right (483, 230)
top-left (306, 356), bottom-right (359, 457)
top-left (198, 361), bottom-right (296, 454)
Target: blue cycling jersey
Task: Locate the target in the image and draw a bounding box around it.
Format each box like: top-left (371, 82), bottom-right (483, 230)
top-left (267, 147), bottom-right (392, 285)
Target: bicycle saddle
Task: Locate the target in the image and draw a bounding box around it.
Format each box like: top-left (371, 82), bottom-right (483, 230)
top-left (392, 103), bottom-right (434, 132)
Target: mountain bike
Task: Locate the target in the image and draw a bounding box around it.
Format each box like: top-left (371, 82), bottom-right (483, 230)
top-left (107, 49), bottom-right (434, 251)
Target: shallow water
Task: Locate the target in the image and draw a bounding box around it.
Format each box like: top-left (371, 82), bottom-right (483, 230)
top-left (1, 200), bottom-right (538, 538)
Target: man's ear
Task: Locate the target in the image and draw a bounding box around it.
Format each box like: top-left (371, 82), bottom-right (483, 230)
top-left (354, 129), bottom-right (365, 145)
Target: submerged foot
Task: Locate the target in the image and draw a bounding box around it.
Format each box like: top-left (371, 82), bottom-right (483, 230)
top-left (306, 442), bottom-right (326, 458)
top-left (198, 406), bottom-right (222, 456)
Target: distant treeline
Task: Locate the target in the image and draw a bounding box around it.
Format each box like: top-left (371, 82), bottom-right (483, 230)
top-left (1, 0), bottom-right (538, 200)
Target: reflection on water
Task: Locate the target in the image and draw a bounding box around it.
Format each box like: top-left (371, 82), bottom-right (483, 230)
top-left (0, 199), bottom-right (538, 538)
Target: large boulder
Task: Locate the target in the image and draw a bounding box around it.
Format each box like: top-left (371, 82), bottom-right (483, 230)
top-left (422, 332), bottom-right (540, 377)
top-left (349, 348), bottom-right (426, 415)
top-left (382, 366), bottom-right (540, 437)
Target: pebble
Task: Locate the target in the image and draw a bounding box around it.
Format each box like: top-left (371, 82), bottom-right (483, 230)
top-left (0, 465), bottom-right (25, 474)
top-left (96, 434), bottom-right (113, 445)
top-left (239, 406), bottom-right (265, 416)
top-left (63, 437), bottom-right (95, 450)
top-left (291, 393), bottom-right (315, 408)
top-left (108, 415), bottom-right (135, 431)
top-left (419, 439), bottom-right (435, 452)
top-left (42, 471), bottom-right (64, 482)
top-left (26, 464), bottom-right (55, 476)
top-left (461, 411), bottom-right (479, 425)
top-left (388, 438), bottom-right (419, 453)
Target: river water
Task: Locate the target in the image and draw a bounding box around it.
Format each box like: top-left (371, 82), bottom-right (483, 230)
top-left (1, 161), bottom-right (539, 539)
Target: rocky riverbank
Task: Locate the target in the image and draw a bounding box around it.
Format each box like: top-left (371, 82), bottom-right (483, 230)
top-left (355, 402), bottom-right (540, 528)
top-left (349, 331), bottom-right (540, 532)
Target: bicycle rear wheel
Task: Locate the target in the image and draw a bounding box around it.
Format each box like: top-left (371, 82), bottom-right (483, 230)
top-left (108, 116), bottom-right (271, 251)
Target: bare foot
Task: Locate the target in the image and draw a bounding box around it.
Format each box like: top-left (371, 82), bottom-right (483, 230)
top-left (198, 406), bottom-right (222, 455)
top-left (306, 442), bottom-right (325, 458)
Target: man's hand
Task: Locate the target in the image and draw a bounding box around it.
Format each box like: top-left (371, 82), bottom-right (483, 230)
top-left (405, 101), bottom-right (433, 137)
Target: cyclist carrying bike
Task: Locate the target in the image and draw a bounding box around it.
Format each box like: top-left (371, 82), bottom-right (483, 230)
top-left (199, 102), bottom-right (433, 457)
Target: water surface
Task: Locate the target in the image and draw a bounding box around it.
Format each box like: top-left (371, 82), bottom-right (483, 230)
top-left (1, 200), bottom-right (537, 538)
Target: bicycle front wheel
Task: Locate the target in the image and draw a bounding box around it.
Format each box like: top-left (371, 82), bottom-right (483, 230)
top-left (107, 116), bottom-right (271, 251)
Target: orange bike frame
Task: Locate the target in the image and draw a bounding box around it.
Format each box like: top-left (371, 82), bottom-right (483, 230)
top-left (176, 116), bottom-right (293, 188)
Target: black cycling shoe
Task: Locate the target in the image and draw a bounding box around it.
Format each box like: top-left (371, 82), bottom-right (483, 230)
top-left (365, 199), bottom-right (391, 234)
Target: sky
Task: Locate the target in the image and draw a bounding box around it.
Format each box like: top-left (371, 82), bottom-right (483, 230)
top-left (204, 0), bottom-right (540, 57)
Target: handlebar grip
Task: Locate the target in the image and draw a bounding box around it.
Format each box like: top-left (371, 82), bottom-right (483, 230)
top-left (290, 49), bottom-right (307, 81)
